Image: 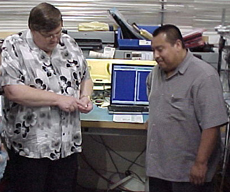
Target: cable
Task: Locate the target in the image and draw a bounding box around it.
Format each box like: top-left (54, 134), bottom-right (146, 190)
top-left (85, 135), bottom-right (147, 191)
top-left (127, 146), bottom-right (146, 171)
top-left (98, 135), bottom-right (146, 191)
top-left (89, 135), bottom-right (146, 189)
top-left (99, 135), bottom-right (120, 176)
top-left (80, 152), bottom-right (112, 183)
top-left (89, 135), bottom-right (145, 168)
top-left (80, 152), bottom-right (139, 192)
top-left (127, 170), bottom-right (145, 184)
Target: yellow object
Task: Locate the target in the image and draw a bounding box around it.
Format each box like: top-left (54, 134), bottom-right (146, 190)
top-left (86, 59), bottom-right (157, 85)
top-left (78, 22), bottom-right (109, 31)
top-left (139, 29), bottom-right (153, 40)
top-left (132, 23), bottom-right (153, 40)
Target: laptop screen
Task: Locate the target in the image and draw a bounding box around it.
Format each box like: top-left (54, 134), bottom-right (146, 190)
top-left (110, 63), bottom-right (154, 106)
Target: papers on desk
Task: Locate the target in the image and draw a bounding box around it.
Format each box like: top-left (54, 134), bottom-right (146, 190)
top-left (113, 114), bottom-right (143, 123)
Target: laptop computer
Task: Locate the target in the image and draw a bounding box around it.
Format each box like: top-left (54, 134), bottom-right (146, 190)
top-left (108, 63), bottom-right (154, 114)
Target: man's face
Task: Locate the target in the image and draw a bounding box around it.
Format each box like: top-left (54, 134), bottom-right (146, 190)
top-left (151, 33), bottom-right (181, 73)
top-left (31, 24), bottom-right (62, 54)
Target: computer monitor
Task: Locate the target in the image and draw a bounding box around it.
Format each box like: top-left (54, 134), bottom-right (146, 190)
top-left (110, 63), bottom-right (154, 106)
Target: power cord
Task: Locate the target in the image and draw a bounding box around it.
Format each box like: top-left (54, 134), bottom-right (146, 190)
top-left (80, 152), bottom-right (137, 192)
top-left (89, 135), bottom-right (145, 168)
top-left (99, 135), bottom-right (120, 176)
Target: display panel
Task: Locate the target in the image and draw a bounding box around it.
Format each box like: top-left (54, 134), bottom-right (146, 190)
top-left (110, 64), bottom-right (154, 105)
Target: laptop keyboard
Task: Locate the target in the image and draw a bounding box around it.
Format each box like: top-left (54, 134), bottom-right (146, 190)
top-left (108, 105), bottom-right (149, 113)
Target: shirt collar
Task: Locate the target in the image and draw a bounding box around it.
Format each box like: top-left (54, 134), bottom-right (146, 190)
top-left (177, 50), bottom-right (192, 75)
top-left (25, 29), bottom-right (60, 57)
top-left (160, 49), bottom-right (192, 80)
top-left (23, 29), bottom-right (41, 53)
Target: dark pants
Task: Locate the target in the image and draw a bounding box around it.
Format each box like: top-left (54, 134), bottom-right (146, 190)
top-left (149, 177), bottom-right (214, 192)
top-left (7, 148), bottom-right (78, 192)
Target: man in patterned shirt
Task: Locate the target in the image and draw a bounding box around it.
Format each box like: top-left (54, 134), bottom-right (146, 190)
top-left (1, 2), bottom-right (93, 192)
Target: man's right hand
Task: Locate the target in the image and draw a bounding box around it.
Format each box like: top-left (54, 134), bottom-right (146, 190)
top-left (56, 95), bottom-right (79, 112)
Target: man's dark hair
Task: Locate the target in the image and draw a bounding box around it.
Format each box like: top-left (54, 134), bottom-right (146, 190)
top-left (153, 24), bottom-right (185, 49)
top-left (28, 2), bottom-right (62, 32)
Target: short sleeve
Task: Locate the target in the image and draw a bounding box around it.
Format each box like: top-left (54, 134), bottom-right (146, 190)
top-left (195, 74), bottom-right (228, 129)
top-left (1, 36), bottom-right (25, 87)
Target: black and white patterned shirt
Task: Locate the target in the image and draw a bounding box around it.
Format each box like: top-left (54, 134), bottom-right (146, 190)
top-left (1, 30), bottom-right (91, 160)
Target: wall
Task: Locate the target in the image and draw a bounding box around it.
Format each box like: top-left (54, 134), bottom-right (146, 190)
top-left (0, 0), bottom-right (230, 36)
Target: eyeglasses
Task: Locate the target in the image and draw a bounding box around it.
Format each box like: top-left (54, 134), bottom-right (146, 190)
top-left (38, 28), bottom-right (62, 40)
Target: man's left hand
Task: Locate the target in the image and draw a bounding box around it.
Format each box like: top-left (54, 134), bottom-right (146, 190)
top-left (77, 96), bottom-right (93, 113)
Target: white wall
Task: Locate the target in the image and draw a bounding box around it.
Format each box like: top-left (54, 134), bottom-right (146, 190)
top-left (0, 0), bottom-right (230, 33)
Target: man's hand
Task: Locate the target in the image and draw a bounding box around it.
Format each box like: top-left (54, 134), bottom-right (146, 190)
top-left (56, 95), bottom-right (79, 112)
top-left (77, 95), bottom-right (93, 113)
top-left (189, 127), bottom-right (219, 185)
top-left (189, 161), bottom-right (208, 185)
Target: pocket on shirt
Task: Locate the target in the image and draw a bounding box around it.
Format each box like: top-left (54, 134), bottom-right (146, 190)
top-left (170, 97), bottom-right (193, 121)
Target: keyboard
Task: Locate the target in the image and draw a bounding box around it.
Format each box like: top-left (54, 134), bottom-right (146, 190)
top-left (108, 105), bottom-right (149, 114)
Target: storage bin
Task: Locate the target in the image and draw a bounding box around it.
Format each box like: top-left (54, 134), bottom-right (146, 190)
top-left (117, 25), bottom-right (159, 50)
